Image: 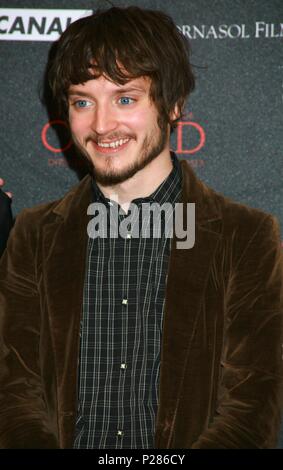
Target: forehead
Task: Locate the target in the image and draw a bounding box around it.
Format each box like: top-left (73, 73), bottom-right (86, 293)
top-left (68, 75), bottom-right (151, 95)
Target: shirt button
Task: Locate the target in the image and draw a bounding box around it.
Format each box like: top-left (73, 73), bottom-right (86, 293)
top-left (126, 233), bottom-right (132, 239)
top-left (122, 299), bottom-right (128, 305)
top-left (117, 430), bottom-right (124, 437)
top-left (120, 363), bottom-right (127, 369)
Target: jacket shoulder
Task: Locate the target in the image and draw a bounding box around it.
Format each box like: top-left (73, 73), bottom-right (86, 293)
top-left (15, 175), bottom-right (92, 227)
top-left (179, 159), bottom-right (278, 235)
top-left (215, 189), bottom-right (280, 236)
top-left (208, 187), bottom-right (281, 259)
top-left (215, 189), bottom-right (273, 221)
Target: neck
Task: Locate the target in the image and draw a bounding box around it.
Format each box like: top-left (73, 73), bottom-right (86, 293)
top-left (96, 149), bottom-right (173, 212)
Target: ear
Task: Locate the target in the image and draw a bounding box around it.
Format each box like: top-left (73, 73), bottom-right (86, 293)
top-left (169, 103), bottom-right (181, 122)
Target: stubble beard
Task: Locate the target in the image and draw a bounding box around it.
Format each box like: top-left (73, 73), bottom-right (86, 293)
top-left (71, 117), bottom-right (169, 185)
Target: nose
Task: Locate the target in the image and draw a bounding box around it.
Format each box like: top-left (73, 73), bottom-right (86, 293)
top-left (91, 102), bottom-right (118, 136)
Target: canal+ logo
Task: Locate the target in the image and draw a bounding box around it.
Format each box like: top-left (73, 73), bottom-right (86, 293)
top-left (0, 9), bottom-right (93, 41)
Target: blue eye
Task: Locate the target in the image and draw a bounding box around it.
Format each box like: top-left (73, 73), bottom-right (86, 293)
top-left (75, 100), bottom-right (90, 108)
top-left (119, 97), bottom-right (134, 105)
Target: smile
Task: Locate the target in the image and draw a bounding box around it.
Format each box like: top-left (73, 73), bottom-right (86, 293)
top-left (97, 138), bottom-right (130, 149)
top-left (92, 138), bottom-right (131, 154)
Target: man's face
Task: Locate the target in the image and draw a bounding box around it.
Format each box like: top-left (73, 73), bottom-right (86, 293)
top-left (68, 75), bottom-right (170, 185)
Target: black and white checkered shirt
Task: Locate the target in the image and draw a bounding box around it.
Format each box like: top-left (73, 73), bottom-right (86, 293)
top-left (73, 154), bottom-right (182, 449)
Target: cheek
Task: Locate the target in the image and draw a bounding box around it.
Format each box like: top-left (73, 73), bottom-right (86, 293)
top-left (124, 109), bottom-right (158, 133)
top-left (69, 114), bottom-right (89, 137)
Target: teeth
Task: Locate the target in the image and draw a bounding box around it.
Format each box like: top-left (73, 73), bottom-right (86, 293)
top-left (97, 138), bottom-right (129, 149)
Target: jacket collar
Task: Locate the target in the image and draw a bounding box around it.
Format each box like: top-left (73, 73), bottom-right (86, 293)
top-left (179, 160), bottom-right (221, 223)
top-left (52, 173), bottom-right (92, 220)
top-left (51, 159), bottom-right (222, 226)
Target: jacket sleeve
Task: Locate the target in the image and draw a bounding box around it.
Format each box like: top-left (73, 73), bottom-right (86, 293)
top-left (0, 210), bottom-right (59, 448)
top-left (191, 214), bottom-right (283, 448)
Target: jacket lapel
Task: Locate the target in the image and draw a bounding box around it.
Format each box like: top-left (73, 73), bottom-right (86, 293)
top-left (155, 160), bottom-right (223, 447)
top-left (41, 176), bottom-right (92, 420)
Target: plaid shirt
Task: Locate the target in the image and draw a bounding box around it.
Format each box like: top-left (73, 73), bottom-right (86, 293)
top-left (74, 154), bottom-right (182, 449)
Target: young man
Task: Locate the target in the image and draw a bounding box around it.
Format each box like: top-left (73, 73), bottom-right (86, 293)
top-left (0, 178), bottom-right (13, 258)
top-left (0, 7), bottom-right (282, 449)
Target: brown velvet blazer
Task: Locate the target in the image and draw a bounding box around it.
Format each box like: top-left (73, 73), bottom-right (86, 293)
top-left (0, 160), bottom-right (282, 449)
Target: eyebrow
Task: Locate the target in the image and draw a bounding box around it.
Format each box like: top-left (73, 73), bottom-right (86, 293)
top-left (68, 86), bottom-right (147, 98)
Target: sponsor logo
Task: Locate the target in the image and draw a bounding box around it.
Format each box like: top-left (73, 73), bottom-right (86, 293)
top-left (178, 22), bottom-right (283, 39)
top-left (41, 118), bottom-right (206, 167)
top-left (1, 10), bottom-right (281, 42)
top-left (0, 9), bottom-right (92, 41)
top-left (176, 121), bottom-right (205, 154)
top-left (41, 120), bottom-right (72, 153)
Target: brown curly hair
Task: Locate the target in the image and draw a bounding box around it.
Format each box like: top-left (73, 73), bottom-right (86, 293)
top-left (48, 6), bottom-right (195, 130)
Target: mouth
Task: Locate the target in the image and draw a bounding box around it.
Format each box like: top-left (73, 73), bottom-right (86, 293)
top-left (91, 138), bottom-right (131, 154)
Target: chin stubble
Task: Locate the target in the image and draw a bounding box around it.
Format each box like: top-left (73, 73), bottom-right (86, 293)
top-left (71, 117), bottom-right (168, 185)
